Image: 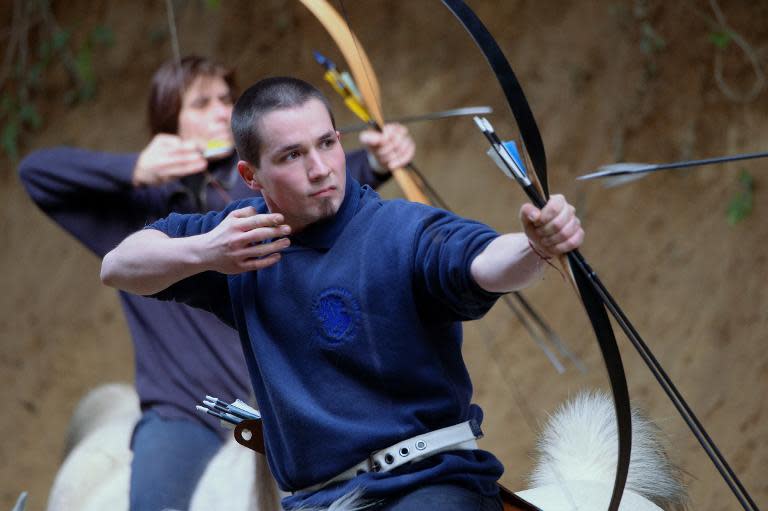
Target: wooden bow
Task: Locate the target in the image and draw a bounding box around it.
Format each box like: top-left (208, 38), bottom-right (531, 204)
top-left (298, 0), bottom-right (430, 204)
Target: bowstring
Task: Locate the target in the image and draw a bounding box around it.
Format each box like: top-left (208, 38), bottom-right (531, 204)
top-left (162, 0), bottom-right (236, 207)
top-left (164, 0), bottom-right (182, 72)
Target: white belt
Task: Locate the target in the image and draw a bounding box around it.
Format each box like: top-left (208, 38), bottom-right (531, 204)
top-left (295, 420), bottom-right (482, 495)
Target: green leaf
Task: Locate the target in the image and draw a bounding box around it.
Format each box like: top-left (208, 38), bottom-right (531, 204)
top-left (640, 22), bottom-right (666, 54)
top-left (205, 0), bottom-right (221, 9)
top-left (51, 29), bottom-right (70, 52)
top-left (709, 31), bottom-right (732, 50)
top-left (0, 94), bottom-right (16, 116)
top-left (19, 103), bottom-right (41, 130)
top-left (13, 60), bottom-right (24, 80)
top-left (89, 25), bottom-right (115, 47)
top-left (149, 27), bottom-right (167, 44)
top-left (26, 62), bottom-right (44, 89)
top-left (74, 46), bottom-right (96, 101)
top-left (1, 120), bottom-right (20, 161)
top-left (38, 39), bottom-right (52, 61)
top-left (726, 170), bottom-right (754, 225)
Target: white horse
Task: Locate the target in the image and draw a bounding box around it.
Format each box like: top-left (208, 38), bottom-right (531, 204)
top-left (45, 383), bottom-right (280, 511)
top-left (45, 384), bottom-right (686, 511)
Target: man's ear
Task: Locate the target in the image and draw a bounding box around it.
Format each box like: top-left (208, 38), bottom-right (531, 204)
top-left (237, 160), bottom-right (262, 191)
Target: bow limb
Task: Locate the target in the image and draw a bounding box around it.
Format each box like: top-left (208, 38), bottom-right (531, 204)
top-left (446, 3), bottom-right (764, 511)
top-left (440, 2), bottom-right (632, 511)
top-left (297, 0), bottom-right (431, 204)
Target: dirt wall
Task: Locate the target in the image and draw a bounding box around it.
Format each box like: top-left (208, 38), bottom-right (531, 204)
top-left (1, 1), bottom-right (766, 509)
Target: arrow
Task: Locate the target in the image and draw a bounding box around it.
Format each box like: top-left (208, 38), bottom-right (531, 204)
top-left (339, 105), bottom-right (493, 133)
top-left (577, 150), bottom-right (768, 184)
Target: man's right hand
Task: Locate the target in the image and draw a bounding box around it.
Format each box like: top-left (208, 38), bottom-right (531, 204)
top-left (200, 208), bottom-right (291, 274)
top-left (101, 207), bottom-right (291, 295)
top-left (132, 134), bottom-right (208, 186)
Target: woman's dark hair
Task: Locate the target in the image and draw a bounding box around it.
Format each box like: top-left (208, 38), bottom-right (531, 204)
top-left (231, 77), bottom-right (335, 166)
top-left (147, 56), bottom-right (236, 136)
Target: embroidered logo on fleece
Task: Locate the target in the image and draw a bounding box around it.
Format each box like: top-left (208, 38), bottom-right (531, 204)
top-left (312, 287), bottom-right (359, 344)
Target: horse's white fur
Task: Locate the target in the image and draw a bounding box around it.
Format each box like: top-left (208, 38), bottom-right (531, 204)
top-left (189, 430), bottom-right (281, 511)
top-left (46, 383), bottom-right (137, 511)
top-left (517, 390), bottom-right (687, 511)
top-left (291, 489), bottom-right (370, 511)
top-left (45, 382), bottom-right (283, 511)
top-left (47, 385), bottom-right (686, 511)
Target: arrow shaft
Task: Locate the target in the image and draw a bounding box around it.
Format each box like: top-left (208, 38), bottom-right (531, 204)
top-left (579, 150), bottom-right (768, 181)
top-left (651, 150), bottom-right (768, 172)
top-left (339, 106), bottom-right (493, 133)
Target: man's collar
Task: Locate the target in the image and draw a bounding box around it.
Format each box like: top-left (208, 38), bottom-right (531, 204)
top-left (290, 172), bottom-right (361, 250)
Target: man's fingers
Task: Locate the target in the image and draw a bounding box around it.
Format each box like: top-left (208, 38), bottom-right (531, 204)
top-left (166, 143), bottom-right (204, 160)
top-left (233, 212), bottom-right (289, 233)
top-left (376, 125), bottom-right (414, 168)
top-left (222, 238), bottom-right (290, 273)
top-left (141, 148), bottom-right (207, 184)
top-left (360, 123), bottom-right (415, 171)
top-left (553, 226), bottom-right (585, 254)
top-left (359, 129), bottom-right (382, 147)
top-left (229, 207), bottom-right (285, 224)
top-left (535, 194), bottom-right (566, 225)
top-left (236, 237), bottom-right (291, 260)
top-left (240, 252), bottom-right (283, 272)
top-left (228, 206), bottom-right (259, 219)
top-left (226, 212), bottom-right (291, 247)
top-left (161, 158), bottom-right (208, 178)
top-left (520, 193), bottom-right (584, 257)
top-left (179, 139), bottom-right (202, 152)
top-left (520, 203), bottom-right (541, 225)
top-left (151, 133), bottom-right (184, 148)
top-left (234, 229), bottom-right (290, 254)
top-left (539, 215), bottom-right (581, 247)
top-left (536, 203), bottom-right (575, 238)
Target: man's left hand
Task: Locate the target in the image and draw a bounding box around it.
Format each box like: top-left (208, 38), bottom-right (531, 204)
top-left (520, 194), bottom-right (584, 258)
top-left (359, 123), bottom-right (415, 172)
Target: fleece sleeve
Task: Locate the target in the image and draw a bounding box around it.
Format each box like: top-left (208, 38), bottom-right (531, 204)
top-left (412, 209), bottom-right (503, 321)
top-left (345, 148), bottom-right (391, 189)
top-left (143, 198), bottom-right (261, 327)
top-left (18, 146), bottom-right (185, 257)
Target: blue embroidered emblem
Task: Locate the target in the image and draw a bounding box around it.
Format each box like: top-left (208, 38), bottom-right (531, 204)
top-left (313, 287), bottom-right (359, 344)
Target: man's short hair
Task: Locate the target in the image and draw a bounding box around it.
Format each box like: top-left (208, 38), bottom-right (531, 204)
top-left (147, 55), bottom-right (236, 136)
top-left (231, 77), bottom-right (336, 166)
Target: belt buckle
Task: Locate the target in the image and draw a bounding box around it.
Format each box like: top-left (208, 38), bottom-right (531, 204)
top-left (367, 453), bottom-right (382, 473)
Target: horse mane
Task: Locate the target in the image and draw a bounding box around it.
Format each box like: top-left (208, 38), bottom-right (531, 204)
top-left (529, 390), bottom-right (688, 511)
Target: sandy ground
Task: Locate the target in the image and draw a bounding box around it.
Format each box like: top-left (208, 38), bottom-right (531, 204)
top-left (1, 1), bottom-right (767, 509)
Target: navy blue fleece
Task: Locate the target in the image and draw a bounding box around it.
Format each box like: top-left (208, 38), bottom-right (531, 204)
top-left (19, 146), bottom-right (385, 434)
top-left (148, 176), bottom-right (506, 508)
